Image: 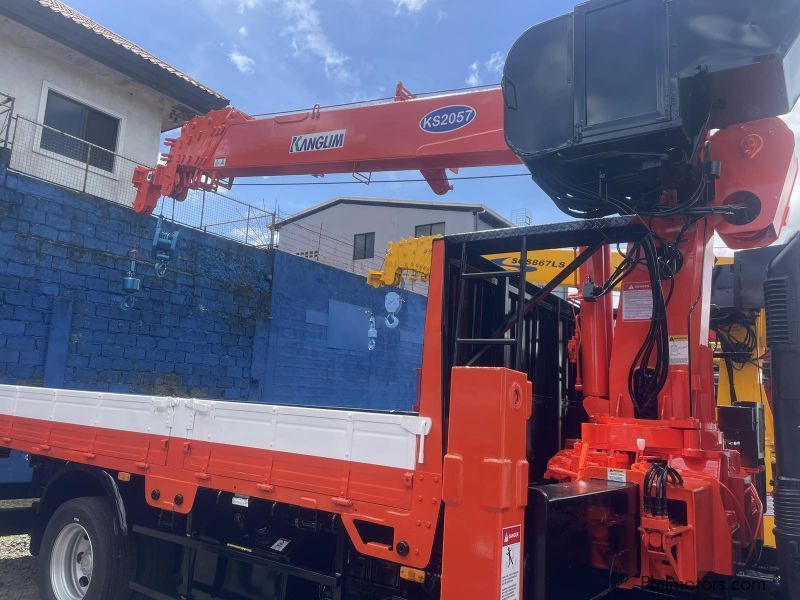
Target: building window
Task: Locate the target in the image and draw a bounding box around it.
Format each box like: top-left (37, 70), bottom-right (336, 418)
top-left (40, 90), bottom-right (119, 172)
top-left (353, 232), bottom-right (375, 260)
top-left (415, 222), bottom-right (446, 237)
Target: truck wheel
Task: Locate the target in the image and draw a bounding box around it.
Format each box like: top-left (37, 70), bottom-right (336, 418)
top-left (37, 497), bottom-right (133, 600)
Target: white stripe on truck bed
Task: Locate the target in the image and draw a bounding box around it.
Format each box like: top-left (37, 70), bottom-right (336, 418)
top-left (0, 384), bottom-right (432, 471)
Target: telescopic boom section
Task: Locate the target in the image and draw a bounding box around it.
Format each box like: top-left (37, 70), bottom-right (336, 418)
top-left (131, 84), bottom-right (520, 214)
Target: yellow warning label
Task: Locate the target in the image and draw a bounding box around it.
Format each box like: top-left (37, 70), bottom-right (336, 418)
top-left (481, 249), bottom-right (625, 288)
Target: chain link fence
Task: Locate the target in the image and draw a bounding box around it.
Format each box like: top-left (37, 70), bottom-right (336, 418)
top-left (152, 191), bottom-right (275, 249)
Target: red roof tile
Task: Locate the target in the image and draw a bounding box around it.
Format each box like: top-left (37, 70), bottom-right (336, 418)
top-left (34, 0), bottom-right (226, 104)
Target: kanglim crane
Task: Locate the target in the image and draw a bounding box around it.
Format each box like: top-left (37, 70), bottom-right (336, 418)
top-left (2, 1), bottom-right (800, 599)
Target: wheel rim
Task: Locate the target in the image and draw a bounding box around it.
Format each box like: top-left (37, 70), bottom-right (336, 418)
top-left (50, 523), bottom-right (94, 600)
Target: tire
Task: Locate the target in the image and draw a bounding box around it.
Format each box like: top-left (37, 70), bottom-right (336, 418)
top-left (37, 497), bottom-right (133, 600)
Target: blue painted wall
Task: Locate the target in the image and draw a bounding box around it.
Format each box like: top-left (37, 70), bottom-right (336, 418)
top-left (0, 169), bottom-right (271, 400)
top-left (0, 164), bottom-right (425, 412)
top-left (261, 251), bottom-right (425, 411)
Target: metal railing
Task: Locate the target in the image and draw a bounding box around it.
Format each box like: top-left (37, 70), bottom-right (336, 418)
top-left (0, 93), bottom-right (14, 150)
top-left (153, 190), bottom-right (275, 249)
top-left (9, 115), bottom-right (146, 206)
top-left (4, 111), bottom-right (277, 248)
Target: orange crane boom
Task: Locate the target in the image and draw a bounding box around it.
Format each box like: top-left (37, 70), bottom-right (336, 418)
top-left (132, 83), bottom-right (520, 214)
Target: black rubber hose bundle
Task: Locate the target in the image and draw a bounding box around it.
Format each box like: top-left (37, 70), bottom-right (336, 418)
top-left (644, 460), bottom-right (684, 517)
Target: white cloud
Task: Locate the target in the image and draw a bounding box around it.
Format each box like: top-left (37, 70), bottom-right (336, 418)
top-left (465, 51), bottom-right (506, 87)
top-left (272, 0), bottom-right (355, 83)
top-left (238, 25), bottom-right (248, 36)
top-left (712, 232), bottom-right (734, 257)
top-left (393, 0), bottom-right (429, 14)
top-left (436, 10), bottom-right (448, 21)
top-left (237, 0), bottom-right (261, 13)
top-left (781, 103), bottom-right (800, 153)
top-left (466, 62), bottom-right (482, 87)
top-left (228, 49), bottom-right (256, 74)
top-left (778, 104), bottom-right (800, 242)
top-left (485, 51), bottom-right (505, 75)
top-left (780, 183), bottom-right (800, 243)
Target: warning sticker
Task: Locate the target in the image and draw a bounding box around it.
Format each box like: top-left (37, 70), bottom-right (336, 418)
top-left (500, 525), bottom-right (521, 600)
top-left (270, 538), bottom-right (291, 552)
top-left (232, 494), bottom-right (250, 508)
top-left (766, 491), bottom-right (775, 517)
top-left (607, 468), bottom-right (627, 483)
top-left (669, 335), bottom-right (689, 365)
top-left (622, 282), bottom-right (653, 321)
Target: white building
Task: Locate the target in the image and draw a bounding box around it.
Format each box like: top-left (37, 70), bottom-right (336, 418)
top-left (0, 0), bottom-right (226, 205)
top-left (276, 196), bottom-right (513, 275)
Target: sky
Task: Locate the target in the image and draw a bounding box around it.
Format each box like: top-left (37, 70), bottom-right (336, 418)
top-left (65, 0), bottom-right (800, 238)
top-left (63, 0), bottom-right (573, 223)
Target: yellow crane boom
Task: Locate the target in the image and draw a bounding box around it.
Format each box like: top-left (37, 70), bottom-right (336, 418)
top-left (367, 235), bottom-right (625, 289)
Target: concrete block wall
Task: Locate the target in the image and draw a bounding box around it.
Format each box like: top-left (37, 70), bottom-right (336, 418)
top-left (0, 164), bottom-right (425, 410)
top-left (0, 168), bottom-right (271, 399)
top-left (262, 251), bottom-right (425, 411)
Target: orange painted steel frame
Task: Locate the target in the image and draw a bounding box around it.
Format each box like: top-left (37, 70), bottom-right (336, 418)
top-left (132, 85), bottom-right (520, 214)
top-left (547, 117), bottom-right (798, 585)
top-left (441, 368), bottom-right (532, 600)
